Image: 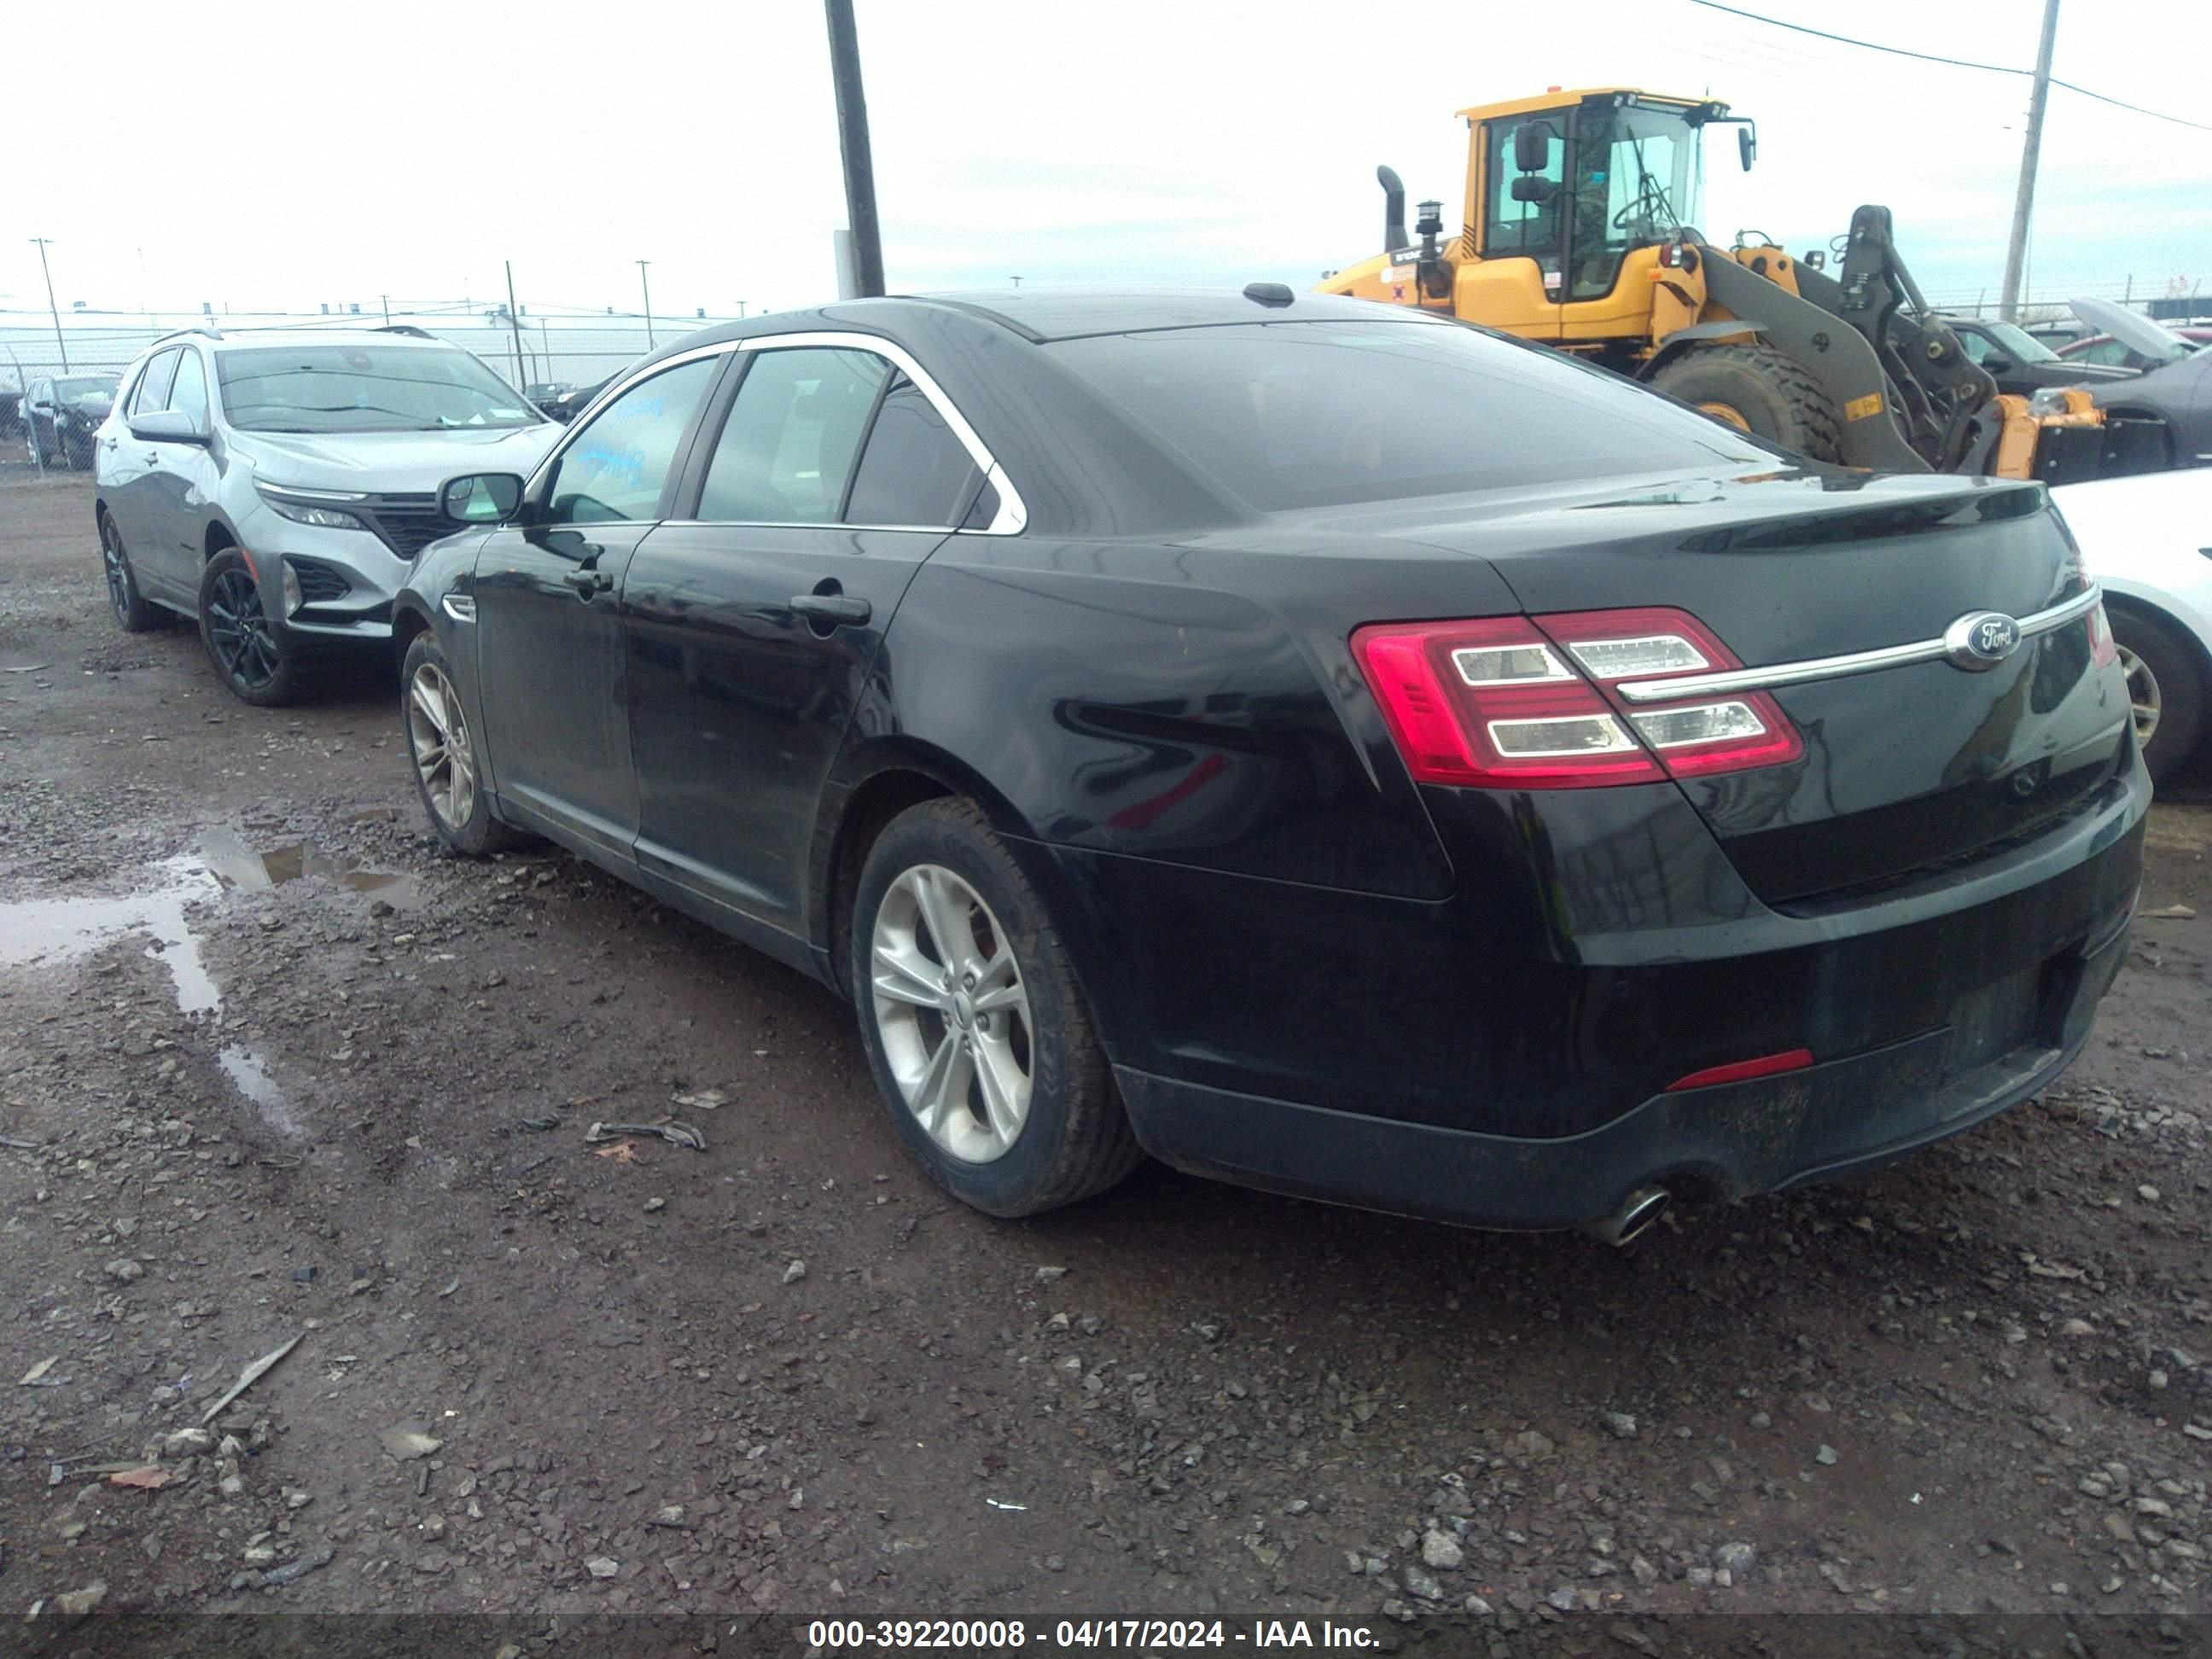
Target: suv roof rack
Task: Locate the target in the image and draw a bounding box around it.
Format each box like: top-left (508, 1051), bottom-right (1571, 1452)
top-left (152, 323), bottom-right (224, 344)
top-left (375, 325), bottom-right (436, 339)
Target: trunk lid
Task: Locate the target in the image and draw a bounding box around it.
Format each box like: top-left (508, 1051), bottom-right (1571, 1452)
top-left (1321, 469), bottom-right (2133, 906)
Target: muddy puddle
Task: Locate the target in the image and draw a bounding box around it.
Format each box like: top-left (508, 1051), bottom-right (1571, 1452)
top-left (0, 830), bottom-right (415, 1134)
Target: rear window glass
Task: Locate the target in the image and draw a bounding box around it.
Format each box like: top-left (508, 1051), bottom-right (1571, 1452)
top-left (1048, 321), bottom-right (1767, 509)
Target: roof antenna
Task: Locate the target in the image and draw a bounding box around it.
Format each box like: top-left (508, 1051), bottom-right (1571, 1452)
top-left (1243, 282), bottom-right (1295, 309)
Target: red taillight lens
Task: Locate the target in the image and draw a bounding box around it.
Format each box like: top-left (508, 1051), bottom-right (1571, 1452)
top-left (1665, 1046), bottom-right (1815, 1091)
top-left (1536, 606), bottom-right (1805, 777)
top-left (2087, 598), bottom-right (2118, 668)
top-left (1351, 606), bottom-right (1803, 789)
top-left (1352, 618), bottom-right (1664, 788)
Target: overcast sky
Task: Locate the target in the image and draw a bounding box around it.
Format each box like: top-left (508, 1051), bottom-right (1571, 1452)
top-left (5, 0), bottom-right (2207, 323)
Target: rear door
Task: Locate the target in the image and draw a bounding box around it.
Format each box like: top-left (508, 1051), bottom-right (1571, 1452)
top-left (624, 338), bottom-right (986, 935)
top-left (472, 352), bottom-right (721, 863)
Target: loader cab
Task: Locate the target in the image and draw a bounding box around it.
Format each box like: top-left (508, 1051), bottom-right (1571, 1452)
top-left (1464, 89), bottom-right (1723, 348)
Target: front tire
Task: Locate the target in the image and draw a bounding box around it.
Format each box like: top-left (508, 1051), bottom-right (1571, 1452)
top-left (2110, 602), bottom-right (2205, 785)
top-left (402, 632), bottom-right (522, 856)
top-left (100, 513), bottom-right (158, 632)
top-left (851, 798), bottom-right (1144, 1217)
top-left (198, 549), bottom-right (303, 706)
top-left (1647, 343), bottom-right (1845, 463)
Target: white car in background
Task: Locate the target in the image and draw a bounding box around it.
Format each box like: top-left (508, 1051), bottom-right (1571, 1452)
top-left (2052, 467), bottom-right (2211, 783)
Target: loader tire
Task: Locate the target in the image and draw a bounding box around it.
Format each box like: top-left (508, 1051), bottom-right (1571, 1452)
top-left (1649, 344), bottom-right (1845, 463)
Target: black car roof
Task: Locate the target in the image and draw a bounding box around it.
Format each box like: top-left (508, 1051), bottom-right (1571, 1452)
top-left (646, 287), bottom-right (1453, 362)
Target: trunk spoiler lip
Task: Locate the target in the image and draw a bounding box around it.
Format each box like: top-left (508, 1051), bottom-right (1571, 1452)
top-left (1614, 585), bottom-right (2102, 705)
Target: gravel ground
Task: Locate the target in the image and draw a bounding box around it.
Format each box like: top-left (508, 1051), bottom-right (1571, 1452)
top-left (3, 463), bottom-right (2209, 1631)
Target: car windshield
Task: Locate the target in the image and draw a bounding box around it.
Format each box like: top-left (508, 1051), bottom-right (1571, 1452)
top-left (57, 375), bottom-right (119, 402)
top-left (1049, 320), bottom-right (1769, 509)
top-left (1977, 322), bottom-right (2059, 364)
top-left (215, 345), bottom-right (544, 434)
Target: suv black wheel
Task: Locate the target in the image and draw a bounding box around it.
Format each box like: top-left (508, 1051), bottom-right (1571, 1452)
top-left (403, 632), bottom-right (524, 856)
top-left (851, 797), bottom-right (1144, 1217)
top-left (198, 549), bottom-right (302, 706)
top-left (100, 513), bottom-right (158, 632)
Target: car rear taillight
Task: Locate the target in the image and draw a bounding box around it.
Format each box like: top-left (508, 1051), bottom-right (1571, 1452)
top-left (2087, 598), bottom-right (2118, 668)
top-left (1351, 607), bottom-right (1802, 789)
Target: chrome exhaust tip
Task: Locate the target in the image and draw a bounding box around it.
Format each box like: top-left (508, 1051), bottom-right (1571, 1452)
top-left (1584, 1185), bottom-right (1670, 1248)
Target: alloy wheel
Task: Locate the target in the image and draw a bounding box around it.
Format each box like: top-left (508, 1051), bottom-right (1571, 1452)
top-left (870, 863), bottom-right (1033, 1164)
top-left (407, 661), bottom-right (478, 831)
top-left (2117, 643), bottom-right (2161, 747)
top-left (204, 568), bottom-right (281, 690)
top-left (101, 519), bottom-right (132, 621)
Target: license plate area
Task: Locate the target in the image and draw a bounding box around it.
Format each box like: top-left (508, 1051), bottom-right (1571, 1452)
top-left (1943, 952), bottom-right (2080, 1080)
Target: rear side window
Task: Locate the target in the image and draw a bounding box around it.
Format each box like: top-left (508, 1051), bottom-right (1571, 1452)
top-left (544, 357), bottom-right (717, 525)
top-left (169, 350), bottom-right (210, 430)
top-left (131, 350), bottom-right (179, 417)
top-left (696, 347), bottom-right (890, 524)
top-left (844, 376), bottom-right (981, 527)
top-left (1049, 321), bottom-right (1768, 510)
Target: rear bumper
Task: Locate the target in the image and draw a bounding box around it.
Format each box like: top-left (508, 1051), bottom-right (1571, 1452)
top-left (1115, 898), bottom-right (2131, 1231)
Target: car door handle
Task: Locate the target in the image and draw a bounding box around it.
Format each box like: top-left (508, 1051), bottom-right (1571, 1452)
top-left (789, 593), bottom-right (871, 627)
top-left (566, 568), bottom-right (614, 598)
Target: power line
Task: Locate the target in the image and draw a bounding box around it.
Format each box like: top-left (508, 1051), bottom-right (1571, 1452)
top-left (1686, 0), bottom-right (2212, 131)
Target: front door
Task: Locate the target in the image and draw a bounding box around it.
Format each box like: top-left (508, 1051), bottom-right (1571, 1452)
top-left (1474, 115), bottom-right (1568, 343)
top-left (473, 353), bottom-right (720, 863)
top-left (102, 351), bottom-right (178, 594)
top-left (625, 341), bottom-right (987, 935)
top-left (137, 346), bottom-right (220, 598)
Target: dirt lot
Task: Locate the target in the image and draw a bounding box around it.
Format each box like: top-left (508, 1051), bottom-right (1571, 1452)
top-left (3, 463), bottom-right (2209, 1632)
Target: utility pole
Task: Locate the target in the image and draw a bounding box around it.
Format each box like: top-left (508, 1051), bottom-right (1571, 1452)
top-left (637, 259), bottom-right (655, 347)
top-left (504, 261), bottom-right (527, 388)
top-left (1999, 0), bottom-right (2060, 323)
top-left (29, 238), bottom-right (68, 370)
top-left (736, 300), bottom-right (747, 319)
top-left (381, 294), bottom-right (392, 326)
top-left (824, 0), bottom-right (885, 297)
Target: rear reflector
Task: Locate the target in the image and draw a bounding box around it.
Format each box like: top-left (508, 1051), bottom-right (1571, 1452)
top-left (1352, 606), bottom-right (1802, 789)
top-left (1665, 1047), bottom-right (1815, 1091)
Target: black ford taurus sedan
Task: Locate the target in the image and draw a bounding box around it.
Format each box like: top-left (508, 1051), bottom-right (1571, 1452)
top-left (392, 288), bottom-right (2146, 1241)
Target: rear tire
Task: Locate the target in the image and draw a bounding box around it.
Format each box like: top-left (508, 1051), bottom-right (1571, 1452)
top-left (198, 548), bottom-right (303, 706)
top-left (2109, 602), bottom-right (2204, 786)
top-left (100, 513), bottom-right (158, 633)
top-left (1648, 343), bottom-right (1845, 463)
top-left (850, 798), bottom-right (1144, 1217)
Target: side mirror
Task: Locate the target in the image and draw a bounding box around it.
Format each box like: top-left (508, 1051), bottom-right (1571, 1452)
top-left (1510, 176), bottom-right (1561, 205)
top-left (439, 471), bottom-right (525, 525)
top-left (1802, 249), bottom-right (1827, 271)
top-left (129, 410), bottom-right (210, 446)
top-left (1737, 125), bottom-right (1756, 172)
top-left (1982, 353), bottom-right (2016, 376)
top-left (1513, 119), bottom-right (1553, 174)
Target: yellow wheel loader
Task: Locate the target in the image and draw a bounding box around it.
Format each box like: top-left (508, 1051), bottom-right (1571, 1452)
top-left (1318, 87), bottom-right (2110, 481)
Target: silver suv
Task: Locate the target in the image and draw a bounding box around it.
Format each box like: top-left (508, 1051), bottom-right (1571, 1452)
top-left (93, 326), bottom-right (557, 704)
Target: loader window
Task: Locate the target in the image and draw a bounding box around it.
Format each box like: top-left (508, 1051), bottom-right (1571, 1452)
top-left (1483, 117), bottom-right (1565, 278)
top-left (1568, 106), bottom-right (1703, 301)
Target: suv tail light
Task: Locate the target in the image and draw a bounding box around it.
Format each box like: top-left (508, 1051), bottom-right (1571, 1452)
top-left (1352, 607), bottom-right (1802, 789)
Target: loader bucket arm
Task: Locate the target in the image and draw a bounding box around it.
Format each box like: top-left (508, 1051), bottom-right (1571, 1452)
top-left (1696, 252), bottom-right (1931, 472)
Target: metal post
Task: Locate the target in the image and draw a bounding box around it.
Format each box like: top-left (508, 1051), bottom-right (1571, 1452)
top-left (29, 238), bottom-right (68, 371)
top-left (637, 259), bottom-right (655, 347)
top-left (381, 294), bottom-right (392, 326)
top-left (504, 261), bottom-right (528, 388)
top-left (824, 0), bottom-right (885, 297)
top-left (540, 318), bottom-right (552, 381)
top-left (1998, 0), bottom-right (2060, 324)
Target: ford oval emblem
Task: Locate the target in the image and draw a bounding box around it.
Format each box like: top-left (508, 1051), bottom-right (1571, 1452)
top-left (1942, 610), bottom-right (2022, 672)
